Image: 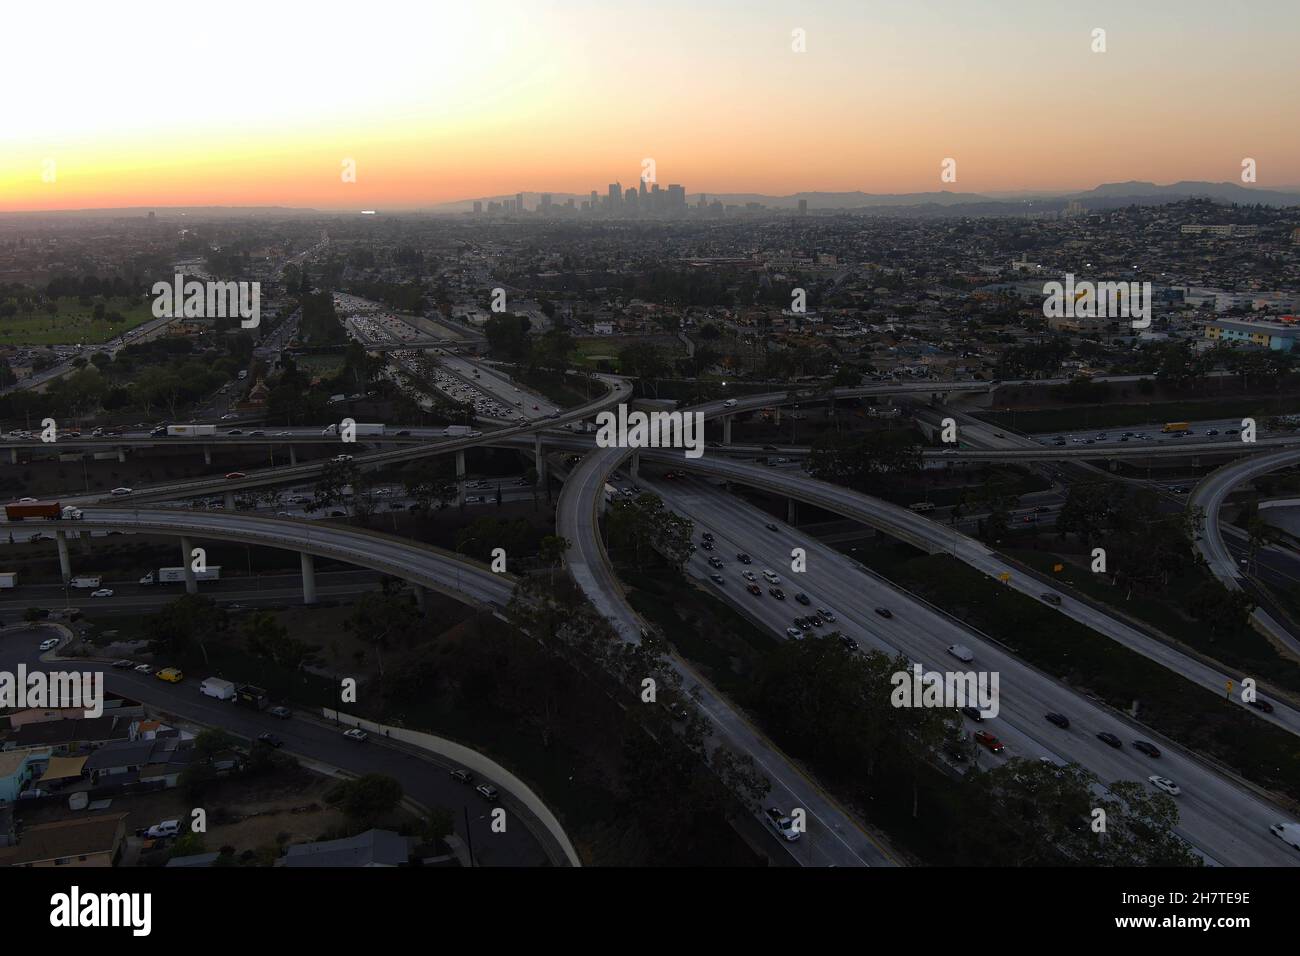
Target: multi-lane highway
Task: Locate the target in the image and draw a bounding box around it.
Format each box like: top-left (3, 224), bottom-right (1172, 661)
top-left (557, 444), bottom-right (899, 867)
top-left (642, 473), bottom-right (1300, 866)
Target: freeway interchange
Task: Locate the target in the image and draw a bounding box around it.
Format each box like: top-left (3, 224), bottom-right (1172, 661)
top-left (9, 373), bottom-right (1300, 867)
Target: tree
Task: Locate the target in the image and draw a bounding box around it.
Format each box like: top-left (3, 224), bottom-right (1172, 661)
top-left (605, 494), bottom-right (693, 571)
top-left (484, 314), bottom-right (531, 361)
top-left (325, 773), bottom-right (404, 829)
top-left (143, 595), bottom-right (227, 666)
top-left (343, 590), bottom-right (421, 678)
top-left (805, 429), bottom-right (922, 493)
top-left (309, 460), bottom-right (358, 515)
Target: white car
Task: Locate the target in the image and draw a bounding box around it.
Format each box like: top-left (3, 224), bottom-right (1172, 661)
top-left (761, 569), bottom-right (780, 584)
top-left (1148, 775), bottom-right (1181, 796)
top-left (342, 728), bottom-right (368, 742)
top-left (39, 638), bottom-right (59, 651)
top-left (110, 487), bottom-right (132, 496)
top-left (764, 807), bottom-right (801, 841)
top-left (90, 588), bottom-right (114, 598)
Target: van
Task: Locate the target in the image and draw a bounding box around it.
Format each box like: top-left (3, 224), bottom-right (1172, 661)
top-left (722, 399), bottom-right (737, 408)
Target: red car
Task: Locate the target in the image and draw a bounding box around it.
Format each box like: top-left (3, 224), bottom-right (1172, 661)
top-left (974, 731), bottom-right (1004, 753)
top-left (746, 583), bottom-right (762, 596)
top-left (225, 472), bottom-right (246, 479)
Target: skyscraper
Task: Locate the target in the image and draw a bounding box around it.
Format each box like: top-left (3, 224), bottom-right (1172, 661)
top-left (472, 200), bottom-right (482, 215)
top-left (515, 192), bottom-right (525, 213)
top-left (798, 198), bottom-right (807, 215)
top-left (608, 182), bottom-right (622, 203)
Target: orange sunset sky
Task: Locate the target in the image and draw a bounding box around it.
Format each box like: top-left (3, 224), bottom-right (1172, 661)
top-left (2, 0), bottom-right (1297, 211)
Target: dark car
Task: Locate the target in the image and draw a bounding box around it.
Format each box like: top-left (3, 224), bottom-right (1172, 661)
top-left (268, 706), bottom-right (291, 720)
top-left (794, 592), bottom-right (811, 605)
top-left (746, 583), bottom-right (762, 596)
top-left (395, 429), bottom-right (411, 437)
top-left (450, 769), bottom-right (473, 784)
top-left (709, 573), bottom-right (725, 585)
top-left (1133, 740), bottom-right (1161, 757)
top-left (769, 587), bottom-right (786, 600)
top-left (839, 635), bottom-right (859, 653)
top-left (701, 531), bottom-right (714, 542)
top-left (765, 523), bottom-right (778, 532)
top-left (1248, 698), bottom-right (1275, 714)
top-left (960, 705), bottom-right (983, 722)
top-left (1096, 732), bottom-right (1122, 749)
top-left (874, 607), bottom-right (893, 619)
top-left (1045, 712), bottom-right (1070, 729)
top-left (736, 552), bottom-right (752, 564)
top-left (256, 732), bottom-right (283, 748)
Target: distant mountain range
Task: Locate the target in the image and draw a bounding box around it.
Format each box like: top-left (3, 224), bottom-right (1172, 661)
top-left (6, 181), bottom-right (1298, 220)
top-left (431, 180), bottom-right (1300, 214)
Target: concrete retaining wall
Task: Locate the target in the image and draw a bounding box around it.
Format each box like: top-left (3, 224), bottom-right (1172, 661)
top-left (322, 708), bottom-right (580, 867)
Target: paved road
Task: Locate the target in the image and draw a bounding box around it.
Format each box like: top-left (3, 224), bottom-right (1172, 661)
top-left (628, 450), bottom-right (1300, 737)
top-left (640, 472), bottom-right (1300, 866)
top-left (3, 509), bottom-right (514, 611)
top-left (1191, 447), bottom-right (1300, 656)
top-left (0, 624), bottom-right (550, 866)
top-left (557, 445), bottom-right (899, 868)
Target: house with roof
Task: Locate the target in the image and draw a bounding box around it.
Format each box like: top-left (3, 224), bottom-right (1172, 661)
top-left (281, 829), bottom-right (413, 868)
top-left (0, 812), bottom-right (127, 867)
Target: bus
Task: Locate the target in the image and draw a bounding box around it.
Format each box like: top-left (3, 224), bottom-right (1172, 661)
top-left (1162, 422), bottom-right (1191, 434)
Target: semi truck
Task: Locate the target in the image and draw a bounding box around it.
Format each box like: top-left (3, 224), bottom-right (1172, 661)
top-left (199, 677), bottom-right (238, 701)
top-left (0, 572), bottom-right (17, 589)
top-left (69, 575), bottom-right (103, 589)
top-left (443, 425), bottom-right (482, 438)
top-left (353, 423), bottom-right (386, 437)
top-left (1162, 422), bottom-right (1191, 434)
top-left (167, 424), bottom-right (217, 438)
top-left (140, 567), bottom-right (222, 585)
top-left (603, 483), bottom-right (618, 503)
top-left (5, 501), bottom-right (63, 521)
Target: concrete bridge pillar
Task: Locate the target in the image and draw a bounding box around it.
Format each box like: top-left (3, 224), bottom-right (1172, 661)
top-left (289, 444), bottom-right (297, 466)
top-left (56, 531), bottom-right (72, 581)
top-left (79, 530), bottom-right (91, 554)
top-left (203, 445), bottom-right (212, 466)
top-left (9, 448), bottom-right (17, 465)
top-left (787, 498), bottom-right (798, 526)
top-left (454, 449), bottom-right (466, 506)
top-left (533, 433), bottom-right (547, 485)
top-left (117, 447), bottom-right (126, 463)
top-left (180, 537), bottom-right (197, 594)
top-left (722, 415), bottom-right (732, 445)
top-left (630, 449), bottom-right (640, 481)
top-left (224, 491), bottom-right (235, 510)
top-left (300, 552), bottom-right (317, 605)
top-left (414, 586), bottom-right (427, 614)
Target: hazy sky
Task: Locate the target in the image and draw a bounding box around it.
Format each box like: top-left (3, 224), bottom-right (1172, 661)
top-left (2, 0), bottom-right (1296, 210)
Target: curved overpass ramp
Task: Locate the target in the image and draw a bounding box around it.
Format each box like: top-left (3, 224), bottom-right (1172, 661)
top-left (557, 444), bottom-right (898, 868)
top-left (1191, 448), bottom-right (1300, 656)
top-left (24, 508), bottom-right (513, 611)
